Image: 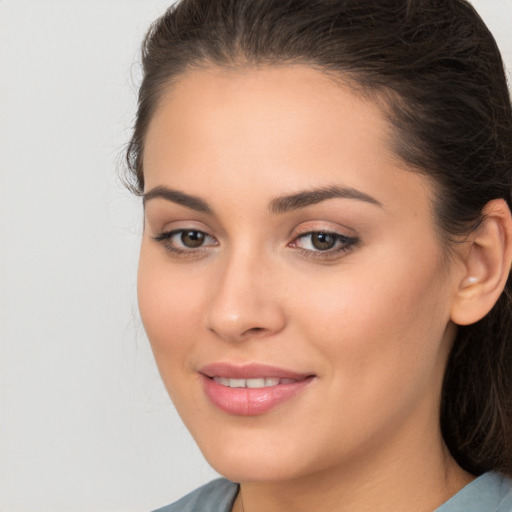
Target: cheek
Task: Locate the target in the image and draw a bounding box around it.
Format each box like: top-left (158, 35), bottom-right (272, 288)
top-left (292, 249), bottom-right (451, 393)
top-left (286, 260), bottom-right (452, 458)
top-left (137, 245), bottom-right (203, 372)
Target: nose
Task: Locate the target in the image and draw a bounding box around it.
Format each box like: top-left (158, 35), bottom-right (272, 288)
top-left (205, 250), bottom-right (286, 343)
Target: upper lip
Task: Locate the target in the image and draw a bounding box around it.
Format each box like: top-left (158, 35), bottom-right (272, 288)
top-left (199, 362), bottom-right (314, 380)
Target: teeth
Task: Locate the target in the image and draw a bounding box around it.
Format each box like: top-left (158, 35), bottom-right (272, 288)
top-left (229, 378), bottom-right (246, 388)
top-left (212, 377), bottom-right (297, 388)
top-left (246, 378), bottom-right (265, 388)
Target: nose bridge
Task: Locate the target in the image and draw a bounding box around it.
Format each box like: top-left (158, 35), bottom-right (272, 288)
top-left (206, 241), bottom-right (285, 342)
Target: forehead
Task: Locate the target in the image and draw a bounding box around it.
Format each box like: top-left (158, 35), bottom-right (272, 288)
top-left (142, 64), bottom-right (435, 222)
top-left (145, 65), bottom-right (390, 152)
top-left (145, 66), bottom-right (391, 175)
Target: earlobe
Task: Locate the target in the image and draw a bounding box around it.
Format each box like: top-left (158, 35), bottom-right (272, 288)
top-left (451, 199), bottom-right (512, 326)
top-left (460, 276), bottom-right (479, 287)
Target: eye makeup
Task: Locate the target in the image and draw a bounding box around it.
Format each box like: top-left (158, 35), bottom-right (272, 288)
top-left (152, 226), bottom-right (360, 262)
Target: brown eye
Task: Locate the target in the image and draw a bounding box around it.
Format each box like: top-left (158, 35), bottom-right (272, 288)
top-left (310, 232), bottom-right (336, 251)
top-left (181, 230), bottom-right (205, 248)
top-left (153, 229), bottom-right (218, 254)
top-left (291, 230), bottom-right (359, 258)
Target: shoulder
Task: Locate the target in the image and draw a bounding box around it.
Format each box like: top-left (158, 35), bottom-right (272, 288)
top-left (437, 472), bottom-right (512, 512)
top-left (152, 478), bottom-right (239, 512)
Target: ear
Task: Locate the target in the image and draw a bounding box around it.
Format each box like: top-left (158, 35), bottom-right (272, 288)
top-left (451, 199), bottom-right (512, 326)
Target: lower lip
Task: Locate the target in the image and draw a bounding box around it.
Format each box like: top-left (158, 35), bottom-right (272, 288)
top-left (202, 375), bottom-right (314, 416)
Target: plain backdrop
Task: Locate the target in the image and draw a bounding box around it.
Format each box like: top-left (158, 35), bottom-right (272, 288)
top-left (0, 1), bottom-right (511, 511)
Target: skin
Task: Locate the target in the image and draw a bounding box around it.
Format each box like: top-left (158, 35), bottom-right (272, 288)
top-left (138, 65), bottom-right (476, 511)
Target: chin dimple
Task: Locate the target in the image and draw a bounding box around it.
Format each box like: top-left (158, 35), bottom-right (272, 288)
top-left (212, 377), bottom-right (298, 388)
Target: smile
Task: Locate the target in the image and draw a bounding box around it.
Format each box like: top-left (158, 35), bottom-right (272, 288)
top-left (200, 363), bottom-right (315, 416)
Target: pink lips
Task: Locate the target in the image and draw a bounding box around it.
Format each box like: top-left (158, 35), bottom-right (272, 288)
top-left (200, 363), bottom-right (315, 416)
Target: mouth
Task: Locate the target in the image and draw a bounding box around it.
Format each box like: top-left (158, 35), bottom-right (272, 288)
top-left (200, 363), bottom-right (316, 416)
top-left (212, 376), bottom-right (299, 388)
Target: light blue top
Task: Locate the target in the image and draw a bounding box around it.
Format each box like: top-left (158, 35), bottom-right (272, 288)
top-left (153, 471), bottom-right (512, 512)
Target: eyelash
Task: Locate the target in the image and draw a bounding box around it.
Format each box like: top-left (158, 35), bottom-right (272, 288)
top-left (290, 231), bottom-right (359, 260)
top-left (153, 229), bottom-right (359, 260)
top-left (153, 229), bottom-right (218, 257)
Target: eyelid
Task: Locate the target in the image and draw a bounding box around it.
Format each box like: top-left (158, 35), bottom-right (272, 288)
top-left (291, 230), bottom-right (357, 248)
top-left (153, 227), bottom-right (219, 256)
top-left (288, 223), bottom-right (360, 260)
top-left (290, 221), bottom-right (355, 237)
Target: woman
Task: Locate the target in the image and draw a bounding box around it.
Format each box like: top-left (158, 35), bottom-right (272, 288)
top-left (127, 0), bottom-right (512, 510)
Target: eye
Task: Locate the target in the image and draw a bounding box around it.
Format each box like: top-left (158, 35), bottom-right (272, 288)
top-left (176, 230), bottom-right (207, 248)
top-left (153, 229), bottom-right (218, 254)
top-left (290, 230), bottom-right (359, 258)
top-left (302, 232), bottom-right (338, 251)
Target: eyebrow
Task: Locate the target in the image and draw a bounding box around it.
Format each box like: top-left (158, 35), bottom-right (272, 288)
top-left (269, 185), bottom-right (383, 214)
top-left (143, 184), bottom-right (382, 214)
top-left (143, 186), bottom-right (212, 213)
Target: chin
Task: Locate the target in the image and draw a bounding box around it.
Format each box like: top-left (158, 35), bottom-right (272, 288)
top-left (207, 454), bottom-right (303, 484)
top-left (192, 429), bottom-right (320, 484)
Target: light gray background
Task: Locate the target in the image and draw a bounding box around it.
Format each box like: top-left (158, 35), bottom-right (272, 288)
top-left (0, 1), bottom-right (510, 511)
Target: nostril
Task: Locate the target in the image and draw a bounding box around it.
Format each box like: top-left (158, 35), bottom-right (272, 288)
top-left (239, 326), bottom-right (266, 337)
top-left (247, 327), bottom-right (265, 333)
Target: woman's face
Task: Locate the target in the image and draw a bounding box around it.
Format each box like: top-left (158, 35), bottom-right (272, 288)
top-left (138, 65), bottom-right (463, 483)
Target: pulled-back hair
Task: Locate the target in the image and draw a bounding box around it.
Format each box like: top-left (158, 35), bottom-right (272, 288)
top-left (126, 0), bottom-right (512, 476)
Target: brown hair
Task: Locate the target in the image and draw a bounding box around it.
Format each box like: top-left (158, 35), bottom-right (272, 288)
top-left (126, 0), bottom-right (512, 476)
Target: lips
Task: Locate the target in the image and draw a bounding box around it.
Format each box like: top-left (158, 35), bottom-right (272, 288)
top-left (200, 363), bottom-right (315, 416)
